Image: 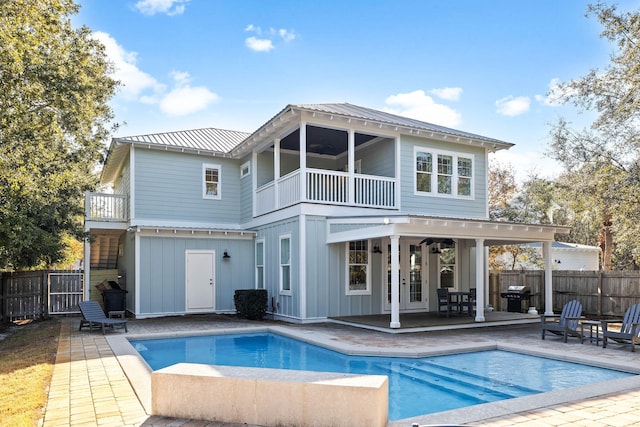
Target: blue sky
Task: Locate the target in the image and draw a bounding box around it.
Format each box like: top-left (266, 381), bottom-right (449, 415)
top-left (75, 0), bottom-right (639, 180)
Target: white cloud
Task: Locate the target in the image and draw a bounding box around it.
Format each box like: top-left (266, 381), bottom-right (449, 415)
top-left (134, 0), bottom-right (189, 16)
top-left (245, 36), bottom-right (274, 52)
top-left (93, 31), bottom-right (165, 101)
top-left (278, 29), bottom-right (296, 42)
top-left (244, 24), bottom-right (296, 52)
top-left (430, 87), bottom-right (462, 101)
top-left (384, 89), bottom-right (462, 127)
top-left (535, 78), bottom-right (567, 106)
top-left (159, 71), bottom-right (219, 116)
top-left (495, 96), bottom-right (531, 116)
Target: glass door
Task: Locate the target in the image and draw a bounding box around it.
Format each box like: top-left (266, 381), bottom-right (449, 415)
top-left (384, 239), bottom-right (428, 311)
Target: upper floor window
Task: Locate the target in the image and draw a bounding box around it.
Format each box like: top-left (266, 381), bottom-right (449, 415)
top-left (203, 163), bottom-right (221, 199)
top-left (414, 147), bottom-right (474, 199)
top-left (241, 161), bottom-right (251, 179)
top-left (346, 240), bottom-right (370, 295)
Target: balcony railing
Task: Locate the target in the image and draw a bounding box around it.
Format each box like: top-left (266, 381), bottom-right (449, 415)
top-left (85, 192), bottom-right (128, 221)
top-left (255, 168), bottom-right (396, 216)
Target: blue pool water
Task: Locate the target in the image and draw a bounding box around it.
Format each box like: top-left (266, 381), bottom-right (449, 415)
top-left (131, 332), bottom-right (633, 420)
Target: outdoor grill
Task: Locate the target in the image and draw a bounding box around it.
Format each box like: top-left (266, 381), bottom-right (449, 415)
top-left (500, 285), bottom-right (531, 313)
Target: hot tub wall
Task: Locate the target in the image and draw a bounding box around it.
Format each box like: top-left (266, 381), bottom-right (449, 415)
top-left (151, 363), bottom-right (388, 427)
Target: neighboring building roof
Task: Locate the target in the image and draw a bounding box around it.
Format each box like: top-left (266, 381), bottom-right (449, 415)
top-left (525, 242), bottom-right (600, 251)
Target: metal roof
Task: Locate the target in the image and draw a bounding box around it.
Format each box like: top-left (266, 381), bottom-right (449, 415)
top-left (114, 127), bottom-right (250, 153)
top-left (293, 103), bottom-right (512, 145)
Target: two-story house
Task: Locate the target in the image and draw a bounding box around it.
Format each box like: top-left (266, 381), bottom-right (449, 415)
top-left (84, 103), bottom-right (569, 328)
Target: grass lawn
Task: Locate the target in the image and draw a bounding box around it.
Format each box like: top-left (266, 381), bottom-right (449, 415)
top-left (0, 319), bottom-right (60, 427)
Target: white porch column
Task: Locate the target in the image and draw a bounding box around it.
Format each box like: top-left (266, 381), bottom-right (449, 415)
top-left (544, 241), bottom-right (554, 315)
top-left (83, 228), bottom-right (90, 301)
top-left (299, 123), bottom-right (307, 202)
top-left (348, 129), bottom-right (355, 204)
top-left (475, 238), bottom-right (485, 322)
top-left (274, 138), bottom-right (280, 207)
top-left (390, 235), bottom-right (401, 328)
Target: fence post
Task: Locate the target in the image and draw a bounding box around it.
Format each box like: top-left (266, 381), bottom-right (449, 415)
top-left (597, 271), bottom-right (603, 317)
top-left (0, 273), bottom-right (4, 323)
top-left (43, 270), bottom-right (50, 319)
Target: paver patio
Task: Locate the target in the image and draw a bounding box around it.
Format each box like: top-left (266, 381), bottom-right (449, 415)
top-left (43, 314), bottom-right (640, 426)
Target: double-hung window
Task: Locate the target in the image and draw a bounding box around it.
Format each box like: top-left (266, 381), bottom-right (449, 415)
top-left (346, 240), bottom-right (370, 295)
top-left (255, 239), bottom-right (264, 289)
top-left (279, 234), bottom-right (291, 295)
top-left (414, 147), bottom-right (474, 198)
top-left (203, 163), bottom-right (221, 199)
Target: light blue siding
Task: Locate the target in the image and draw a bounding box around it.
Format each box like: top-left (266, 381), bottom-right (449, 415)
top-left (137, 235), bottom-right (254, 316)
top-left (303, 216), bottom-right (329, 318)
top-left (326, 239), bottom-right (384, 317)
top-left (134, 149), bottom-right (242, 224)
top-left (253, 217), bottom-right (299, 319)
top-left (239, 155), bottom-right (253, 223)
top-left (399, 135), bottom-right (488, 219)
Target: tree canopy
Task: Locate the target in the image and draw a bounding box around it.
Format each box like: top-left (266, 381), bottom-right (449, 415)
top-left (547, 2), bottom-right (640, 270)
top-left (0, 0), bottom-right (118, 270)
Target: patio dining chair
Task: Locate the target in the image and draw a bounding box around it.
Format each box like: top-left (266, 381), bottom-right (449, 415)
top-left (437, 288), bottom-right (455, 317)
top-left (541, 299), bottom-right (583, 342)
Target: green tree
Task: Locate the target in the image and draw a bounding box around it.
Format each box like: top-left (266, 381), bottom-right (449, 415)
top-left (487, 161), bottom-right (545, 270)
top-left (548, 2), bottom-right (640, 270)
top-left (0, 0), bottom-right (118, 270)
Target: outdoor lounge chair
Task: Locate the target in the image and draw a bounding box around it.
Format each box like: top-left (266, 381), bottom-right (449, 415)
top-left (601, 303), bottom-right (640, 352)
top-left (541, 299), bottom-right (583, 342)
top-left (78, 300), bottom-right (128, 334)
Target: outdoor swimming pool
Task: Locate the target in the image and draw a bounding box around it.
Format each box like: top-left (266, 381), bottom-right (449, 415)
top-left (131, 332), bottom-right (634, 421)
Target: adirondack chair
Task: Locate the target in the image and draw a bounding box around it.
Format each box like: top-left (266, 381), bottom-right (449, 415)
top-left (541, 300), bottom-right (584, 342)
top-left (78, 301), bottom-right (128, 334)
top-left (601, 304), bottom-right (640, 352)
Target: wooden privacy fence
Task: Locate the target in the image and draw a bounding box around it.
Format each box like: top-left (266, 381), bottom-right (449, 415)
top-left (490, 270), bottom-right (640, 317)
top-left (0, 270), bottom-right (83, 322)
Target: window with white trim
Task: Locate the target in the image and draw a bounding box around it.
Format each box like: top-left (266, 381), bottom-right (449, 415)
top-left (203, 163), bottom-right (221, 199)
top-left (438, 241), bottom-right (457, 288)
top-left (414, 147), bottom-right (474, 198)
top-left (241, 161), bottom-right (251, 179)
top-left (346, 240), bottom-right (370, 295)
top-left (255, 239), bottom-right (264, 289)
top-left (279, 234), bottom-right (291, 294)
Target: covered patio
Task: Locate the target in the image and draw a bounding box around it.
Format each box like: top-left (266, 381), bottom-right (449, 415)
top-left (327, 215), bottom-right (571, 329)
top-left (330, 310), bottom-right (541, 333)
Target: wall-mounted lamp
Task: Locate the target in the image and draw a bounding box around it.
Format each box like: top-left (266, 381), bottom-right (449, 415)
top-left (223, 250), bottom-right (231, 259)
top-left (373, 245), bottom-right (383, 254)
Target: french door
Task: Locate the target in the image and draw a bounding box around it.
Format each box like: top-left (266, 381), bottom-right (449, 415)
top-left (384, 239), bottom-right (428, 311)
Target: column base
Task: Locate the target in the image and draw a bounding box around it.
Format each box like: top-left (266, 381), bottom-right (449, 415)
top-left (389, 321), bottom-right (401, 329)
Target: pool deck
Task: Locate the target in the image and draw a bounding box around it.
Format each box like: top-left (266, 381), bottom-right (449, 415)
top-left (43, 314), bottom-right (640, 427)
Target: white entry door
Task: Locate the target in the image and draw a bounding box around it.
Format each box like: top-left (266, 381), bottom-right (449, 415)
top-left (186, 250), bottom-right (215, 312)
top-left (384, 239), bottom-right (428, 311)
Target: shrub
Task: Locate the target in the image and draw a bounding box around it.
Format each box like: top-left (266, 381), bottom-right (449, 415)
top-left (234, 289), bottom-right (267, 320)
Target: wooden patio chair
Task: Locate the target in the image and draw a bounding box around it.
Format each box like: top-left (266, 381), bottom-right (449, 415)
top-left (78, 300), bottom-right (128, 334)
top-left (437, 288), bottom-right (455, 317)
top-left (601, 303), bottom-right (640, 352)
top-left (541, 299), bottom-right (583, 342)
